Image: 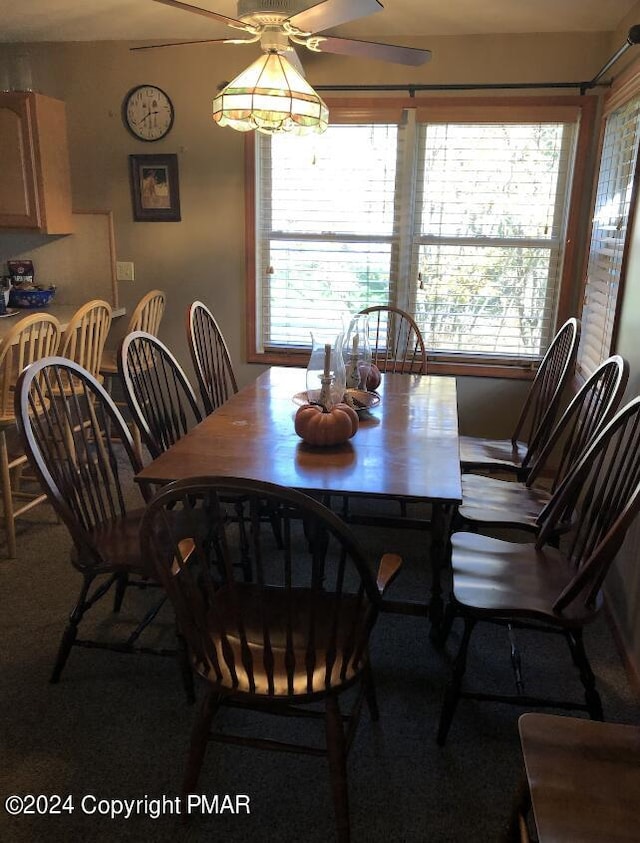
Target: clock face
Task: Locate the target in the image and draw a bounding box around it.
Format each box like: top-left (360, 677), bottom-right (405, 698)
top-left (123, 85), bottom-right (174, 142)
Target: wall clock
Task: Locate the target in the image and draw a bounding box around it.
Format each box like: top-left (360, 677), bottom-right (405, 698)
top-left (123, 84), bottom-right (174, 142)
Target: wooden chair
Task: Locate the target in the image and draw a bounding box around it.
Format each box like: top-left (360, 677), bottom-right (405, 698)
top-left (100, 289), bottom-right (166, 455)
top-left (123, 329), bottom-right (282, 551)
top-left (140, 475), bottom-right (402, 842)
top-left (118, 330), bottom-right (202, 459)
top-left (459, 317), bottom-right (580, 479)
top-left (14, 356), bottom-right (192, 697)
top-left (437, 395), bottom-right (640, 745)
top-left (60, 299), bottom-right (112, 382)
top-left (513, 713), bottom-right (640, 842)
top-left (0, 313), bottom-right (61, 558)
top-left (359, 305), bottom-right (427, 374)
top-left (100, 289), bottom-right (166, 378)
top-left (186, 300), bottom-right (238, 415)
top-left (455, 355), bottom-right (628, 533)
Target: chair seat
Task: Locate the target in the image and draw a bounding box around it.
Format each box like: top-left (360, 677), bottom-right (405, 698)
top-left (72, 508), bottom-right (149, 575)
top-left (459, 434), bottom-right (527, 471)
top-left (450, 532), bottom-right (598, 625)
top-left (100, 349), bottom-right (118, 376)
top-left (519, 713), bottom-right (640, 842)
top-left (458, 473), bottom-right (551, 529)
top-left (195, 583), bottom-right (369, 698)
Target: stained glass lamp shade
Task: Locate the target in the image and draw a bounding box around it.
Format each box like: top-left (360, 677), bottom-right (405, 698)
top-left (213, 51), bottom-right (328, 136)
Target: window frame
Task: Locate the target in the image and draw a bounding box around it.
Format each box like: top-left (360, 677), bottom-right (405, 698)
top-left (576, 64), bottom-right (640, 382)
top-left (246, 95), bottom-right (597, 378)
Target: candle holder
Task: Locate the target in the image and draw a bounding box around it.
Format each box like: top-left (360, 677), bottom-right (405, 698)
top-left (306, 331), bottom-right (346, 406)
top-left (343, 314), bottom-right (372, 390)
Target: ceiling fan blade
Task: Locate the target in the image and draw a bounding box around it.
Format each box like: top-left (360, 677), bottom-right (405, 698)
top-left (313, 36), bottom-right (431, 66)
top-left (287, 0), bottom-right (382, 35)
top-left (151, 0), bottom-right (248, 29)
top-left (131, 38), bottom-right (245, 51)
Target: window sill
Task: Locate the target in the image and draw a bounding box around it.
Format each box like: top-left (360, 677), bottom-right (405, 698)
top-left (248, 350), bottom-right (537, 380)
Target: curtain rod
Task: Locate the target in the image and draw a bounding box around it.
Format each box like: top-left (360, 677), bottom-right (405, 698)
top-left (314, 25), bottom-right (640, 97)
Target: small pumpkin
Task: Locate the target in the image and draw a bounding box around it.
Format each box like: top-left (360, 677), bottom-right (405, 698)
top-left (365, 363), bottom-right (381, 391)
top-left (295, 402), bottom-right (359, 447)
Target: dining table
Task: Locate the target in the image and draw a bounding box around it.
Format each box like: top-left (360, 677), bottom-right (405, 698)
top-left (135, 366), bottom-right (462, 624)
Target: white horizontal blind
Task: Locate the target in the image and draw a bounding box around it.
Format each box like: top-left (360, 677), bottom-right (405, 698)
top-left (577, 96), bottom-right (640, 378)
top-left (412, 121), bottom-right (575, 359)
top-left (256, 123), bottom-right (404, 351)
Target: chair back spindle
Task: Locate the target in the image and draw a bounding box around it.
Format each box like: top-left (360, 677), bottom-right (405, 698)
top-left (513, 317), bottom-right (580, 470)
top-left (527, 355), bottom-right (628, 494)
top-left (536, 396), bottom-right (640, 613)
top-left (0, 314), bottom-right (61, 418)
top-left (129, 289), bottom-right (166, 335)
top-left (60, 300), bottom-right (112, 383)
top-left (187, 301), bottom-right (238, 414)
top-left (119, 331), bottom-right (202, 459)
top-left (359, 305), bottom-right (427, 375)
top-left (15, 357), bottom-right (146, 570)
top-left (141, 477), bottom-right (381, 700)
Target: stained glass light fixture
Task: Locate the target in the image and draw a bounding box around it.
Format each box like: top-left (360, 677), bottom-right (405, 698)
top-left (212, 50), bottom-right (328, 136)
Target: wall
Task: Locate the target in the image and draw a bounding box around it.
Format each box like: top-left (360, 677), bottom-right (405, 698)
top-left (0, 33), bottom-right (612, 437)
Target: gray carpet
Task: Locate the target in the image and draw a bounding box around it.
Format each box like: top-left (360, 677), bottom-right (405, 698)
top-left (1, 480), bottom-right (639, 843)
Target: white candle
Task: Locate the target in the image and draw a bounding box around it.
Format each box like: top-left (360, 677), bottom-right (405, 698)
top-left (352, 334), bottom-right (359, 354)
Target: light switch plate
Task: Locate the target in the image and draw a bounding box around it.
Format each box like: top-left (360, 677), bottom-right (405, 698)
top-left (116, 261), bottom-right (135, 282)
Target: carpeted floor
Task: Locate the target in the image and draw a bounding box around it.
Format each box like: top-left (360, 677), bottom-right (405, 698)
top-left (1, 481), bottom-right (639, 843)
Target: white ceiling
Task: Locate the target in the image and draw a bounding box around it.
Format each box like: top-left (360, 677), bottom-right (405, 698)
top-left (0, 0), bottom-right (637, 42)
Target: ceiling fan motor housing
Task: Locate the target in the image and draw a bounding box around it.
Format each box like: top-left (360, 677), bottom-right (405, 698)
top-left (238, 0), bottom-right (308, 26)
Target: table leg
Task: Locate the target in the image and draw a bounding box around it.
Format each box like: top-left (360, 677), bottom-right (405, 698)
top-left (428, 502), bottom-right (450, 635)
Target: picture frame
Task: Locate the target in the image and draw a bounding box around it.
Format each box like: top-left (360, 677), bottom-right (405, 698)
top-left (129, 153), bottom-right (181, 222)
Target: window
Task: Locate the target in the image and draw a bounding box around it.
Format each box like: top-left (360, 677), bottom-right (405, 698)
top-left (248, 98), bottom-right (595, 375)
top-left (414, 121), bottom-right (573, 358)
top-left (577, 92), bottom-right (640, 379)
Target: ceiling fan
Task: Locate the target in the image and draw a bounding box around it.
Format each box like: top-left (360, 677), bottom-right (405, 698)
top-left (135, 0), bottom-right (432, 67)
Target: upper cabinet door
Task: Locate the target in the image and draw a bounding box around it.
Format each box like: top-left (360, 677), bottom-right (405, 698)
top-left (0, 92), bottom-right (73, 234)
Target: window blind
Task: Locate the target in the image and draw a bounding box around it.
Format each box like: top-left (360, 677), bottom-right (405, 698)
top-left (577, 96), bottom-right (640, 378)
top-left (412, 121), bottom-right (576, 359)
top-left (256, 122), bottom-right (404, 351)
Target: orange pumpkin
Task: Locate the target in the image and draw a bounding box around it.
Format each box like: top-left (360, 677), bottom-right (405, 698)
top-left (294, 402), bottom-right (359, 446)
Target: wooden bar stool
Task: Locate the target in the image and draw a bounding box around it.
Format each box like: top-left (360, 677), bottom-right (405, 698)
top-left (60, 299), bottom-right (112, 381)
top-left (515, 713), bottom-right (640, 842)
top-left (100, 290), bottom-right (165, 456)
top-left (0, 312), bottom-right (61, 558)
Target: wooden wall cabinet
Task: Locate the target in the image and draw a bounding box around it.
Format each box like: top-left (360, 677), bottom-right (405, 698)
top-left (0, 92), bottom-right (73, 234)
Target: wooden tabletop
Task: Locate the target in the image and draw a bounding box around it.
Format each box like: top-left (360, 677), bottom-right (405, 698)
top-left (519, 713), bottom-right (640, 842)
top-left (135, 367), bottom-right (462, 504)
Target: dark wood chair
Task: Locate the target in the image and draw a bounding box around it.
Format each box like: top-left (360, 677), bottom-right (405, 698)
top-left (186, 300), bottom-right (238, 415)
top-left (456, 355), bottom-right (628, 532)
top-left (459, 317), bottom-right (580, 479)
top-left (513, 713), bottom-right (640, 842)
top-left (14, 356), bottom-right (192, 696)
top-left (118, 330), bottom-right (202, 459)
top-left (437, 395), bottom-right (640, 745)
top-left (120, 330), bottom-right (281, 553)
top-left (359, 305), bottom-right (427, 374)
top-left (140, 476), bottom-right (402, 843)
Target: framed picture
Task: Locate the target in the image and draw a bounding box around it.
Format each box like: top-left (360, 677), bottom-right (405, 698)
top-left (129, 153), bottom-right (181, 222)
